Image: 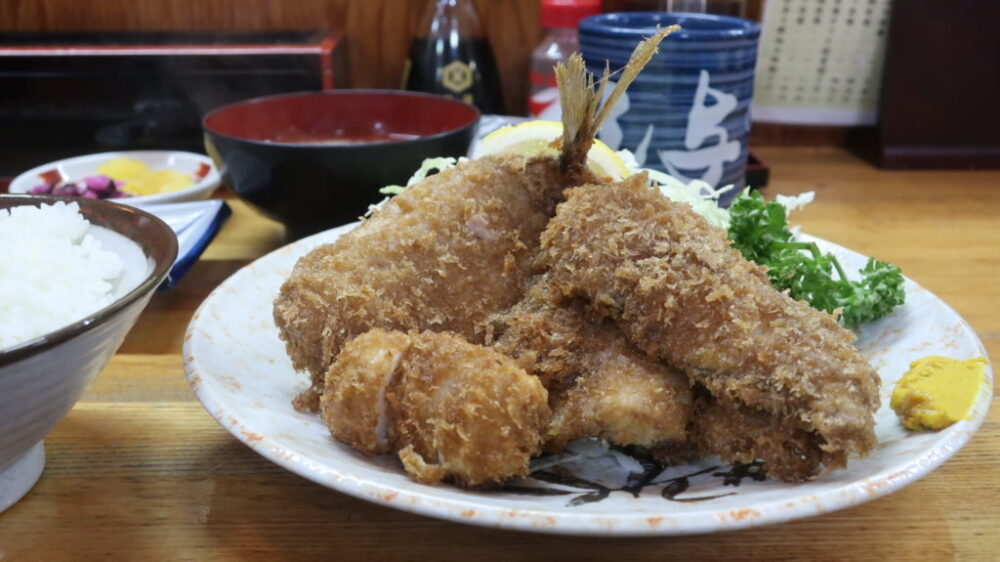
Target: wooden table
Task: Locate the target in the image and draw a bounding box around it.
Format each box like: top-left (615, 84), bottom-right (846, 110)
top-left (1, 147), bottom-right (997, 560)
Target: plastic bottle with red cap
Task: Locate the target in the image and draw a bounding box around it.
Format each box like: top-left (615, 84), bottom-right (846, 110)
top-left (528, 0), bottom-right (602, 118)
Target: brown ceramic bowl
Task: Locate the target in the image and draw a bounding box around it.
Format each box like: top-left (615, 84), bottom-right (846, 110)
top-left (202, 89), bottom-right (479, 239)
top-left (0, 194), bottom-right (177, 513)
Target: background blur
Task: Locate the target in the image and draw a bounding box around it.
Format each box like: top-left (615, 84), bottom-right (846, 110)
top-left (3, 0), bottom-right (849, 147)
top-left (2, 0), bottom-right (996, 168)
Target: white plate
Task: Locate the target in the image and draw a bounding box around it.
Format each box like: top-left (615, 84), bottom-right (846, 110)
top-left (183, 225), bottom-right (993, 536)
top-left (9, 150), bottom-right (220, 206)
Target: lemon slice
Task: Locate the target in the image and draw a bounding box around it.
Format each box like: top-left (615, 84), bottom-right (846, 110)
top-left (476, 120), bottom-right (630, 181)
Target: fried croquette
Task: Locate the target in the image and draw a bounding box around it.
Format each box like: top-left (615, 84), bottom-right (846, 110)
top-left (319, 329), bottom-right (410, 456)
top-left (321, 329), bottom-right (550, 487)
top-left (490, 279), bottom-right (691, 452)
top-left (540, 175), bottom-right (881, 480)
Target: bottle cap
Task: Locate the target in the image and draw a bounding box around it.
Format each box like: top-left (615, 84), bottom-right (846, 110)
top-left (541, 0), bottom-right (602, 29)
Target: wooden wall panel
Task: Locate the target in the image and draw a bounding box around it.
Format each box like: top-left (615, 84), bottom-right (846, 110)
top-left (0, 0), bottom-right (845, 144)
top-left (477, 0), bottom-right (542, 113)
top-left (0, 0), bottom-right (540, 115)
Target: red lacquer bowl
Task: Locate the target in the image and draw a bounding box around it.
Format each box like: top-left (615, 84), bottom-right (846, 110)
top-left (203, 90), bottom-right (479, 239)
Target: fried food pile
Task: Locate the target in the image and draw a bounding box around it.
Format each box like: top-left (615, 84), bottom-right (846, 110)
top-left (273, 154), bottom-right (591, 412)
top-left (540, 176), bottom-right (879, 480)
top-left (273, 29), bottom-right (880, 487)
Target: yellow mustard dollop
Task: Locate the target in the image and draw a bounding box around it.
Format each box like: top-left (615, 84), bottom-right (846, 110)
top-left (97, 158), bottom-right (193, 196)
top-left (891, 356), bottom-right (988, 430)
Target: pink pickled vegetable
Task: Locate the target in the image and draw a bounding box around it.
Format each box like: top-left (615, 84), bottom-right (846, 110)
top-left (30, 175), bottom-right (130, 200)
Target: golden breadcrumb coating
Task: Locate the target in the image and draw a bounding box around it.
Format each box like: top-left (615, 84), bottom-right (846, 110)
top-left (490, 278), bottom-right (691, 452)
top-left (275, 154), bottom-right (597, 411)
top-left (321, 329), bottom-right (550, 487)
top-left (319, 330), bottom-right (410, 456)
top-left (540, 175), bottom-right (880, 480)
top-left (688, 392), bottom-right (842, 482)
top-left (544, 354), bottom-right (691, 451)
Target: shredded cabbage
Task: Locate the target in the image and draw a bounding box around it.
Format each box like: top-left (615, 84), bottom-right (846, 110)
top-left (617, 149), bottom-right (735, 229)
top-left (529, 438), bottom-right (645, 476)
top-left (374, 151), bottom-right (776, 231)
top-left (775, 191), bottom-right (815, 213)
top-left (380, 157), bottom-right (466, 195)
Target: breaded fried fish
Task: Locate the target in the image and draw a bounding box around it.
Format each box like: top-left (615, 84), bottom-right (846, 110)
top-left (276, 154), bottom-right (590, 411)
top-left (687, 392), bottom-right (840, 481)
top-left (321, 329), bottom-right (550, 487)
top-left (540, 175), bottom-right (881, 481)
top-left (490, 279), bottom-right (691, 452)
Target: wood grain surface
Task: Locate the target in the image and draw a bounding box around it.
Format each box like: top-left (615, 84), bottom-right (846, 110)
top-left (0, 147), bottom-right (997, 560)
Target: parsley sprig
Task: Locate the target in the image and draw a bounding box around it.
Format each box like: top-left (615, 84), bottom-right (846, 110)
top-left (727, 191), bottom-right (905, 328)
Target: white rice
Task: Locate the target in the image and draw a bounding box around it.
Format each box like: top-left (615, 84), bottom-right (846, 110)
top-left (0, 201), bottom-right (124, 350)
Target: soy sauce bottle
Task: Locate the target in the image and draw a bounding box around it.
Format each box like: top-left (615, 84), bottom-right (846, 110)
top-left (404, 0), bottom-right (505, 114)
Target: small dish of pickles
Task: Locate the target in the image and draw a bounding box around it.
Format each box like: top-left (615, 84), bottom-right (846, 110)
top-left (9, 150), bottom-right (221, 206)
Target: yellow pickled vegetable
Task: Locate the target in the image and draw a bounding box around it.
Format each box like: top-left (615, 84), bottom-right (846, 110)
top-left (97, 158), bottom-right (193, 196)
top-left (890, 356), bottom-right (988, 431)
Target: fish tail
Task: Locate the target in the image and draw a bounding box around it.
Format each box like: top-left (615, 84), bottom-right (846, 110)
top-left (554, 25), bottom-right (679, 174)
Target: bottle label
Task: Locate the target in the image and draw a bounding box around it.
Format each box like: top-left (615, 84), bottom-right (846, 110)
top-left (405, 36), bottom-right (504, 113)
top-left (442, 60), bottom-right (474, 94)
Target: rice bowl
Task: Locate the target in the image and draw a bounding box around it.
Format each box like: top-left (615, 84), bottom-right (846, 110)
top-left (0, 194), bottom-right (177, 513)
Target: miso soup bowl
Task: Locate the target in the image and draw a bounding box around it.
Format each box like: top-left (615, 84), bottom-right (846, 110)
top-left (0, 195), bottom-right (176, 513)
top-left (202, 90), bottom-right (480, 239)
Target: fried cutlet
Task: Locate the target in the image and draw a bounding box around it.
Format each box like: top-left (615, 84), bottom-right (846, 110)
top-left (540, 175), bottom-right (881, 480)
top-left (686, 391), bottom-right (843, 481)
top-left (321, 329), bottom-right (550, 487)
top-left (275, 154), bottom-right (595, 411)
top-left (490, 278), bottom-right (691, 452)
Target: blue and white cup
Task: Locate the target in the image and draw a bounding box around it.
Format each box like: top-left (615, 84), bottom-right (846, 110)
top-left (577, 12), bottom-right (760, 200)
